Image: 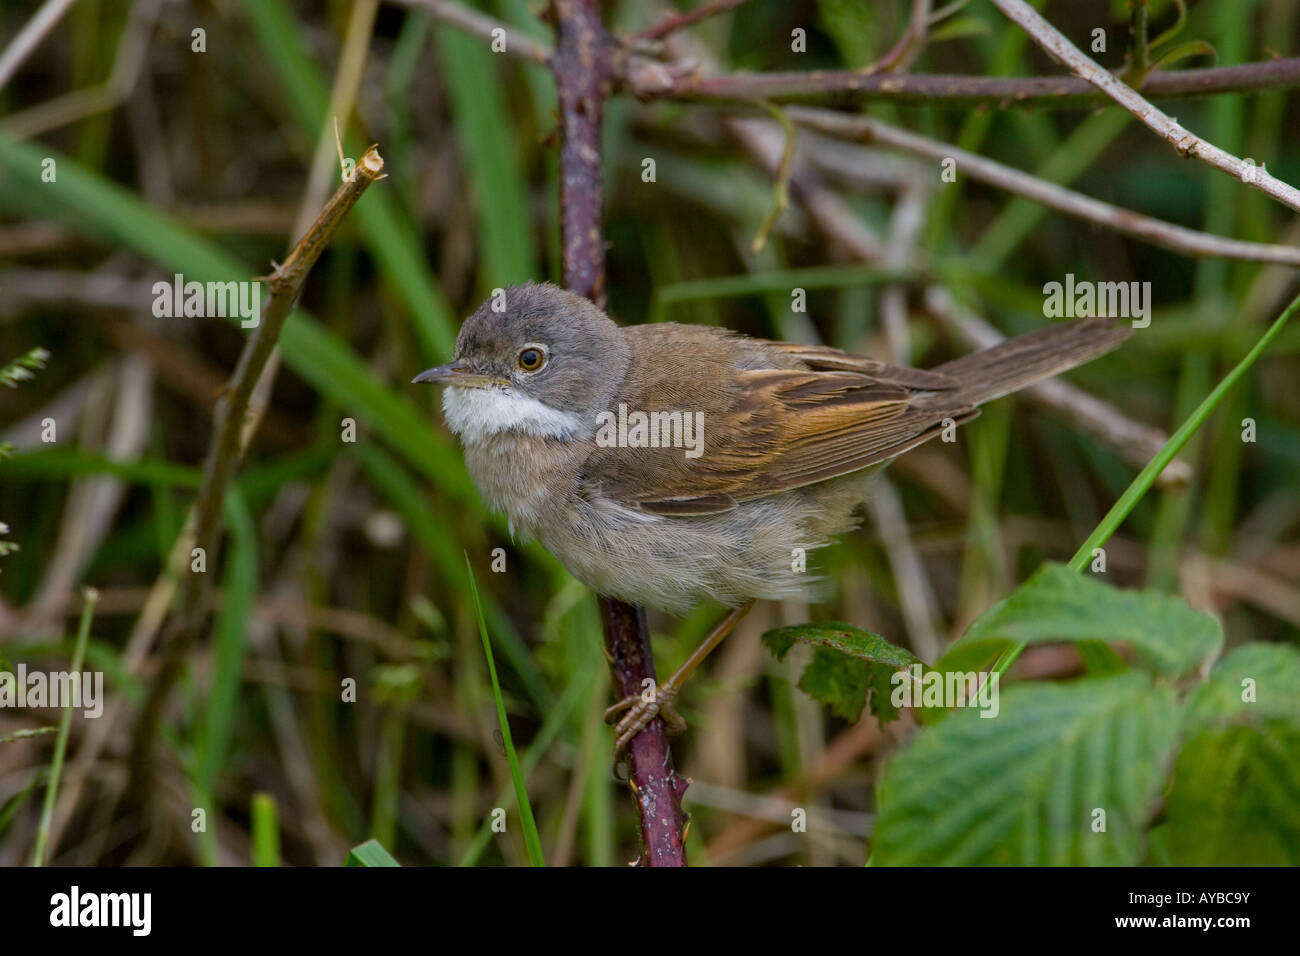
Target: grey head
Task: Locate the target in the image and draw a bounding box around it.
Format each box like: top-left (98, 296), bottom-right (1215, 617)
top-left (412, 281), bottom-right (630, 444)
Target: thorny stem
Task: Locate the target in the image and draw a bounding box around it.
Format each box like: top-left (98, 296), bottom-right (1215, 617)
top-left (127, 147), bottom-right (386, 809)
top-left (551, 0), bottom-right (690, 866)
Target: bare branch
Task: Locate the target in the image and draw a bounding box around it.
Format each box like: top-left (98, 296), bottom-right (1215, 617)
top-left (990, 0), bottom-right (1300, 212)
top-left (786, 106), bottom-right (1300, 267)
top-left (626, 56), bottom-right (1300, 107)
top-left (1, 0), bottom-right (162, 140)
top-left (0, 0), bottom-right (77, 91)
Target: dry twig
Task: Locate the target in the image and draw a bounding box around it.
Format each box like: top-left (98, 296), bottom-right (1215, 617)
top-left (991, 0), bottom-right (1300, 212)
top-left (787, 106), bottom-right (1300, 267)
top-left (127, 147), bottom-right (387, 806)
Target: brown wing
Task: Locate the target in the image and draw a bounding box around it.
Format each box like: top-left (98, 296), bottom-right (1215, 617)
top-left (766, 341), bottom-right (958, 390)
top-left (581, 324), bottom-right (975, 515)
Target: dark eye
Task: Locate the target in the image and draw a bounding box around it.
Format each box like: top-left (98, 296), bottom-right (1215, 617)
top-left (518, 347), bottom-right (545, 371)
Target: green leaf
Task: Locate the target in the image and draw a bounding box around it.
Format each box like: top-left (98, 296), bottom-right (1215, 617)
top-left (874, 673), bottom-right (1180, 865)
top-left (941, 563), bottom-right (1222, 676)
top-left (3, 449), bottom-right (199, 488)
top-left (763, 622), bottom-right (919, 723)
top-left (1156, 644), bottom-right (1300, 865)
top-left (1159, 722), bottom-right (1300, 866)
top-left (0, 347), bottom-right (50, 388)
top-left (345, 839), bottom-right (401, 867)
top-left (1182, 642), bottom-right (1300, 728)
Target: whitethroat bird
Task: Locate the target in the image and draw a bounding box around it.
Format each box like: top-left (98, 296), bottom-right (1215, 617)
top-left (414, 281), bottom-right (1130, 751)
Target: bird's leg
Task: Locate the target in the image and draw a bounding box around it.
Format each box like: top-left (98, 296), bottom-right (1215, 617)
top-left (606, 601), bottom-right (754, 756)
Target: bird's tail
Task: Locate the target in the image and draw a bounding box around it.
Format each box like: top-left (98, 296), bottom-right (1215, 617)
top-left (926, 318), bottom-right (1131, 407)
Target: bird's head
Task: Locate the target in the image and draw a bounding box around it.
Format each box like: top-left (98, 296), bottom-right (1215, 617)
top-left (413, 281), bottom-right (629, 443)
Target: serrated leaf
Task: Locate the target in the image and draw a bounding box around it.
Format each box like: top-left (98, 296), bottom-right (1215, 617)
top-left (1158, 644), bottom-right (1300, 865)
top-left (1182, 642), bottom-right (1300, 728)
top-left (799, 647), bottom-right (871, 722)
top-left (1160, 722), bottom-right (1300, 866)
top-left (874, 673), bottom-right (1180, 865)
top-left (763, 622), bottom-right (919, 723)
top-left (763, 621), bottom-right (919, 668)
top-left (940, 563), bottom-right (1222, 676)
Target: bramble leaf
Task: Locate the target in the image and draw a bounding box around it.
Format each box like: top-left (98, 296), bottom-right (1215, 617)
top-left (763, 622), bottom-right (919, 723)
top-left (940, 563), bottom-right (1222, 676)
top-left (874, 673), bottom-right (1180, 865)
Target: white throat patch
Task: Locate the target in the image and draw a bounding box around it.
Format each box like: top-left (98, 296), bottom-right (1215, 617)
top-left (443, 385), bottom-right (585, 443)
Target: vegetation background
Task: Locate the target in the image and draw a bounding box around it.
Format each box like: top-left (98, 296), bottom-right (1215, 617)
top-left (0, 0), bottom-right (1297, 866)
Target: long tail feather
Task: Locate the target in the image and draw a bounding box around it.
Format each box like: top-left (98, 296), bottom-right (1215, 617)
top-left (926, 318), bottom-right (1131, 407)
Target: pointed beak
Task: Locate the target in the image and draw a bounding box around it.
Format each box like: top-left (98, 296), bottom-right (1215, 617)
top-left (411, 362), bottom-right (501, 388)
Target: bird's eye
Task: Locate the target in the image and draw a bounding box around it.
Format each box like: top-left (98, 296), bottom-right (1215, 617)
top-left (517, 346), bottom-right (546, 371)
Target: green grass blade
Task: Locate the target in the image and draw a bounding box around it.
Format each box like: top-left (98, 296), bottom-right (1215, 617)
top-left (196, 490), bottom-right (258, 796)
top-left (345, 838), bottom-right (401, 867)
top-left (239, 0), bottom-right (458, 361)
top-left (0, 133), bottom-right (473, 503)
top-left (464, 554), bottom-right (544, 866)
top-left (435, 22), bottom-right (538, 285)
top-left (250, 792), bottom-right (280, 867)
top-left (457, 672), bottom-right (587, 866)
top-left (353, 443), bottom-right (554, 711)
top-left (992, 288), bottom-right (1300, 680)
top-left (1067, 291), bottom-right (1300, 571)
top-left (31, 587), bottom-right (98, 866)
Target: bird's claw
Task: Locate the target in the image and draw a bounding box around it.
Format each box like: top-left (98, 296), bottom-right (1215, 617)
top-left (606, 687), bottom-right (687, 757)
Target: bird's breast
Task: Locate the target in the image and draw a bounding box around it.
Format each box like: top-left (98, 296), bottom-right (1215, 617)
top-left (461, 432), bottom-right (585, 540)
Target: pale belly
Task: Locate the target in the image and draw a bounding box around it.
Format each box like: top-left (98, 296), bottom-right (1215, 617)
top-left (463, 433), bottom-right (875, 614)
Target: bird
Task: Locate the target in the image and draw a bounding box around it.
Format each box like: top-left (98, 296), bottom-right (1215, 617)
top-left (414, 280), bottom-right (1131, 749)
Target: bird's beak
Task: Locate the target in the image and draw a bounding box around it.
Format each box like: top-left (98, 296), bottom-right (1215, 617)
top-left (411, 362), bottom-right (501, 388)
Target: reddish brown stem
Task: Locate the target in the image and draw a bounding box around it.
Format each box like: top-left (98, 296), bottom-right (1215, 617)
top-left (551, 0), bottom-right (689, 866)
top-left (599, 597), bottom-right (690, 865)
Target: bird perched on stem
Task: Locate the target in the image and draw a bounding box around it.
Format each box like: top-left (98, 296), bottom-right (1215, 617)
top-left (415, 280), bottom-right (1130, 749)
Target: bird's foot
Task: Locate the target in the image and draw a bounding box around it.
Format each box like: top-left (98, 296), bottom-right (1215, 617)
top-left (605, 684), bottom-right (687, 756)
